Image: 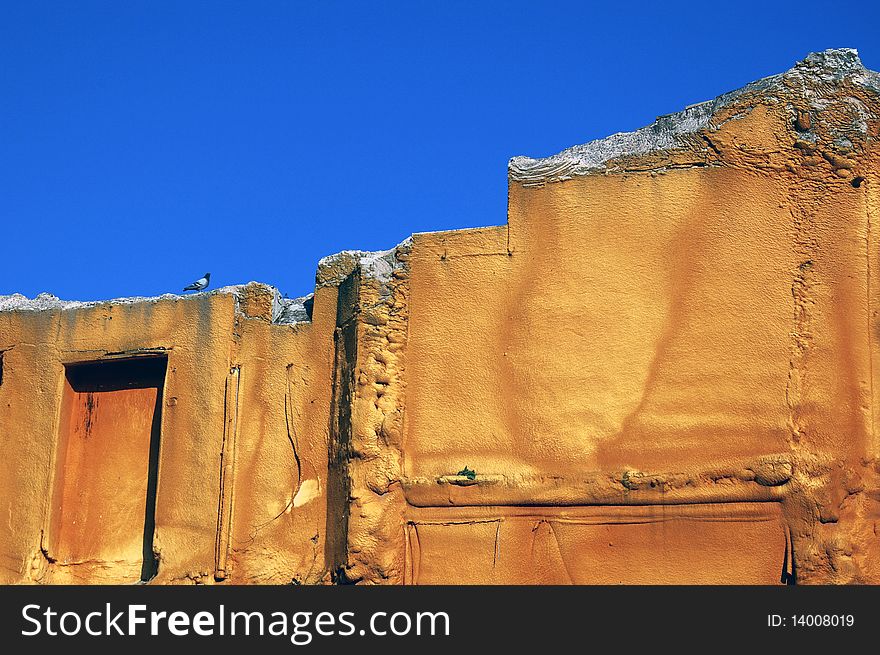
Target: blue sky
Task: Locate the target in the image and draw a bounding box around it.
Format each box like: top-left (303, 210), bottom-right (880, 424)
top-left (2, 1), bottom-right (878, 300)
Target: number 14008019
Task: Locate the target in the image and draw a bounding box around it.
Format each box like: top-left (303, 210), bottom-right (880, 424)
top-left (768, 614), bottom-right (854, 628)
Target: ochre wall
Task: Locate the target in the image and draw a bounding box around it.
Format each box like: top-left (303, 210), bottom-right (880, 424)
top-left (0, 283), bottom-right (339, 584)
top-left (391, 52), bottom-right (880, 584)
top-left (406, 504), bottom-right (789, 584)
top-left (2, 49), bottom-right (879, 584)
top-left (227, 284), bottom-right (339, 584)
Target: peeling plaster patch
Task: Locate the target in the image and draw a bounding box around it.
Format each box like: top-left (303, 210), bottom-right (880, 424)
top-left (293, 479), bottom-right (320, 508)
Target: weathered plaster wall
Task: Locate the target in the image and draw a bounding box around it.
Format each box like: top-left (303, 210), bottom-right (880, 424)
top-left (223, 284), bottom-right (339, 584)
top-left (0, 283), bottom-right (341, 584)
top-left (405, 503), bottom-right (790, 584)
top-left (393, 48), bottom-right (880, 584)
top-left (0, 292), bottom-right (233, 583)
top-left (2, 48), bottom-right (879, 585)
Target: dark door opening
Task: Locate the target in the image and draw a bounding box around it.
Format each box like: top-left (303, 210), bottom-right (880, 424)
top-left (50, 357), bottom-right (167, 583)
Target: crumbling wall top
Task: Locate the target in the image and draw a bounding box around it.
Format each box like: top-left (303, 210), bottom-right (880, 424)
top-left (508, 48), bottom-right (879, 187)
top-left (0, 283), bottom-right (314, 326)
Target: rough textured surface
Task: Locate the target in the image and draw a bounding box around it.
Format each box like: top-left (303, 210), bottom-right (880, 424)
top-left (0, 283), bottom-right (308, 326)
top-left (2, 49), bottom-right (879, 584)
top-left (510, 48), bottom-right (879, 186)
top-left (0, 282), bottom-right (342, 584)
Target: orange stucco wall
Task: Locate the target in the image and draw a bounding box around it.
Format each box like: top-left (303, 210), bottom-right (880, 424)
top-left (1, 49), bottom-right (879, 584)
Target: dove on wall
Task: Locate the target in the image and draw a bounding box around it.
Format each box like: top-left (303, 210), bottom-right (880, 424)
top-left (183, 273), bottom-right (211, 292)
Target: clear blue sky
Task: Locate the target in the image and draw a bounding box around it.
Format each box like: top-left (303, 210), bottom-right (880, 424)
top-left (2, 1), bottom-right (878, 301)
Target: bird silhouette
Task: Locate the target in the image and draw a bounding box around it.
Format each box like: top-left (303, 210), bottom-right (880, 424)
top-left (183, 273), bottom-right (211, 292)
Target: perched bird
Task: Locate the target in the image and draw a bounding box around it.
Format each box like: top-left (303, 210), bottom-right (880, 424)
top-left (183, 272), bottom-right (211, 292)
